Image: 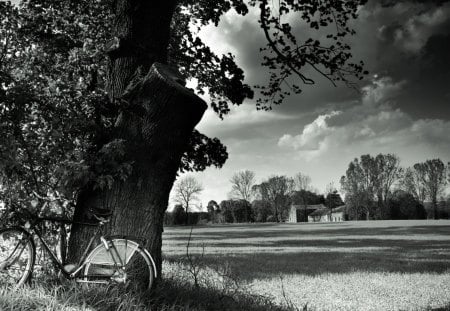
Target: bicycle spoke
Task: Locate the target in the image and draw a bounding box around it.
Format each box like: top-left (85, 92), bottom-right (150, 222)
top-left (83, 239), bottom-right (154, 292)
top-left (0, 228), bottom-right (35, 287)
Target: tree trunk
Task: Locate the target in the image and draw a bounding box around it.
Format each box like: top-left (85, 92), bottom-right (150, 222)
top-left (433, 198), bottom-right (438, 220)
top-left (67, 1), bottom-right (207, 278)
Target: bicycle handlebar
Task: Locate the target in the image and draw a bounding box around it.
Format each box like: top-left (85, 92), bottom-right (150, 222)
top-left (9, 203), bottom-right (109, 228)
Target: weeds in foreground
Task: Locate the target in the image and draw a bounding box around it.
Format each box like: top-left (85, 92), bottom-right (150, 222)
top-left (0, 273), bottom-right (301, 311)
top-left (0, 228), bottom-right (303, 311)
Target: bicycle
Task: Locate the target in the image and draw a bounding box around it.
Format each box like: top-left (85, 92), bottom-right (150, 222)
top-left (0, 206), bottom-right (157, 290)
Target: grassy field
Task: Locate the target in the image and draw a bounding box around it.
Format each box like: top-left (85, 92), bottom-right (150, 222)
top-left (162, 220), bottom-right (450, 311)
top-left (1, 220), bottom-right (450, 310)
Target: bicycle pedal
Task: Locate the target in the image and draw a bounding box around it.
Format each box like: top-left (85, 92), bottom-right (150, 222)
top-left (63, 264), bottom-right (76, 273)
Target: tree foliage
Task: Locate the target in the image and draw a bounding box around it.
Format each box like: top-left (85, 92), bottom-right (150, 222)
top-left (0, 0), bottom-right (116, 218)
top-left (253, 175), bottom-right (294, 222)
top-left (387, 190), bottom-right (426, 220)
top-left (412, 159), bottom-right (447, 219)
top-left (251, 199), bottom-right (272, 222)
top-left (326, 190), bottom-right (343, 210)
top-left (219, 199), bottom-right (252, 223)
top-left (254, 0), bottom-right (368, 108)
top-left (172, 204), bottom-right (187, 225)
top-left (340, 154), bottom-right (402, 220)
top-left (0, 0), bottom-right (368, 217)
top-left (401, 167), bottom-right (427, 204)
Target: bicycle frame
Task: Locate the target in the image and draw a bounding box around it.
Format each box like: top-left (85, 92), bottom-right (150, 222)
top-left (4, 212), bottom-right (156, 287)
top-left (26, 218), bottom-right (104, 279)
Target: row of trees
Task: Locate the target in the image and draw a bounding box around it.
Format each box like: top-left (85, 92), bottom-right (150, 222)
top-left (341, 155), bottom-right (449, 220)
top-left (168, 155), bottom-right (449, 225)
top-left (168, 171), bottom-right (340, 224)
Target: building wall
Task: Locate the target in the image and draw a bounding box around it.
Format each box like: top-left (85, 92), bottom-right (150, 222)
top-left (308, 211), bottom-right (344, 223)
top-left (288, 204), bottom-right (327, 223)
top-left (331, 212), bottom-right (344, 222)
top-left (288, 206), bottom-right (297, 222)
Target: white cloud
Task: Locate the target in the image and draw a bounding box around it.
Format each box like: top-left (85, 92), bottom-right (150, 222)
top-left (278, 111), bottom-right (340, 151)
top-left (278, 77), bottom-right (450, 162)
top-left (197, 102), bottom-right (296, 139)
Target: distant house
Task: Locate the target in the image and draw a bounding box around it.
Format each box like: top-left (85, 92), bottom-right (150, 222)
top-left (288, 204), bottom-right (326, 223)
top-left (330, 205), bottom-right (346, 222)
top-left (307, 205), bottom-right (346, 223)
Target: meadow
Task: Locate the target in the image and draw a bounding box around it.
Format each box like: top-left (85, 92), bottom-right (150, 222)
top-left (1, 220), bottom-right (450, 310)
top-left (162, 220), bottom-right (450, 311)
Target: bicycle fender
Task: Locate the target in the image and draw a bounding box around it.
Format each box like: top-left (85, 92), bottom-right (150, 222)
top-left (105, 235), bottom-right (158, 278)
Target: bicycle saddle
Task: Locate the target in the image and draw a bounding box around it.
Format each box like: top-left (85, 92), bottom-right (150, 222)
top-left (88, 207), bottom-right (113, 218)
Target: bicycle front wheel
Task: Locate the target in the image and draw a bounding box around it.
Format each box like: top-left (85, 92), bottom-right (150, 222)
top-left (0, 227), bottom-right (35, 288)
top-left (83, 239), bottom-right (155, 292)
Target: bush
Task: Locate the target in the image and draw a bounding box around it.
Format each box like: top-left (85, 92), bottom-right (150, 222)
top-left (388, 191), bottom-right (427, 220)
top-left (251, 200), bottom-right (272, 222)
top-left (266, 215), bottom-right (276, 222)
top-left (219, 200), bottom-right (253, 223)
top-left (173, 205), bottom-right (187, 225)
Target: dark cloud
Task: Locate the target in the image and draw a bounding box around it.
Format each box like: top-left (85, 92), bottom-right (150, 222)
top-left (398, 33), bottom-right (450, 118)
top-left (379, 0), bottom-right (450, 7)
top-left (202, 0), bottom-right (450, 121)
top-left (346, 1), bottom-right (450, 119)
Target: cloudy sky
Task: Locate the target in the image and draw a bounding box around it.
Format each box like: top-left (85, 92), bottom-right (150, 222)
top-left (170, 1), bottom-right (450, 209)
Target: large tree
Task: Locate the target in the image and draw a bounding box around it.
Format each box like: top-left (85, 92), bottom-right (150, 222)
top-left (340, 154), bottom-right (402, 220)
top-left (374, 154), bottom-right (402, 206)
top-left (413, 159), bottom-right (447, 219)
top-left (340, 155), bottom-right (377, 220)
top-left (0, 0), bottom-right (367, 277)
top-left (254, 175), bottom-right (294, 222)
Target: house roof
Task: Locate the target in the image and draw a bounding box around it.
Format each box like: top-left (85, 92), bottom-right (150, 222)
top-left (308, 205), bottom-right (346, 217)
top-left (291, 204), bottom-right (326, 210)
top-left (333, 205), bottom-right (346, 213)
top-left (308, 208), bottom-right (329, 216)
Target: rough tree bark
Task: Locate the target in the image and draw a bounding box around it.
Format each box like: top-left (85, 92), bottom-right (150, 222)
top-left (67, 0), bottom-right (206, 277)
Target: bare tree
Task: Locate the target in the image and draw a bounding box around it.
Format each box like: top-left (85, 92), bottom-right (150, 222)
top-left (325, 182), bottom-right (336, 196)
top-left (229, 170), bottom-right (256, 202)
top-left (402, 167), bottom-right (427, 204)
top-left (294, 173), bottom-right (312, 192)
top-left (173, 176), bottom-right (203, 224)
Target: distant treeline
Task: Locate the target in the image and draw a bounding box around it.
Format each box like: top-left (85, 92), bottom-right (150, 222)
top-left (167, 154), bottom-right (449, 226)
top-left (165, 194), bottom-right (449, 226)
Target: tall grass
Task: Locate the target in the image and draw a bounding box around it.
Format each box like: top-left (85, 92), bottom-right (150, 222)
top-left (0, 261), bottom-right (299, 311)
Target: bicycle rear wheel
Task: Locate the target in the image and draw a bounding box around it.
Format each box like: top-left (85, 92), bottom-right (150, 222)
top-left (0, 227), bottom-right (35, 287)
top-left (83, 239), bottom-right (155, 292)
